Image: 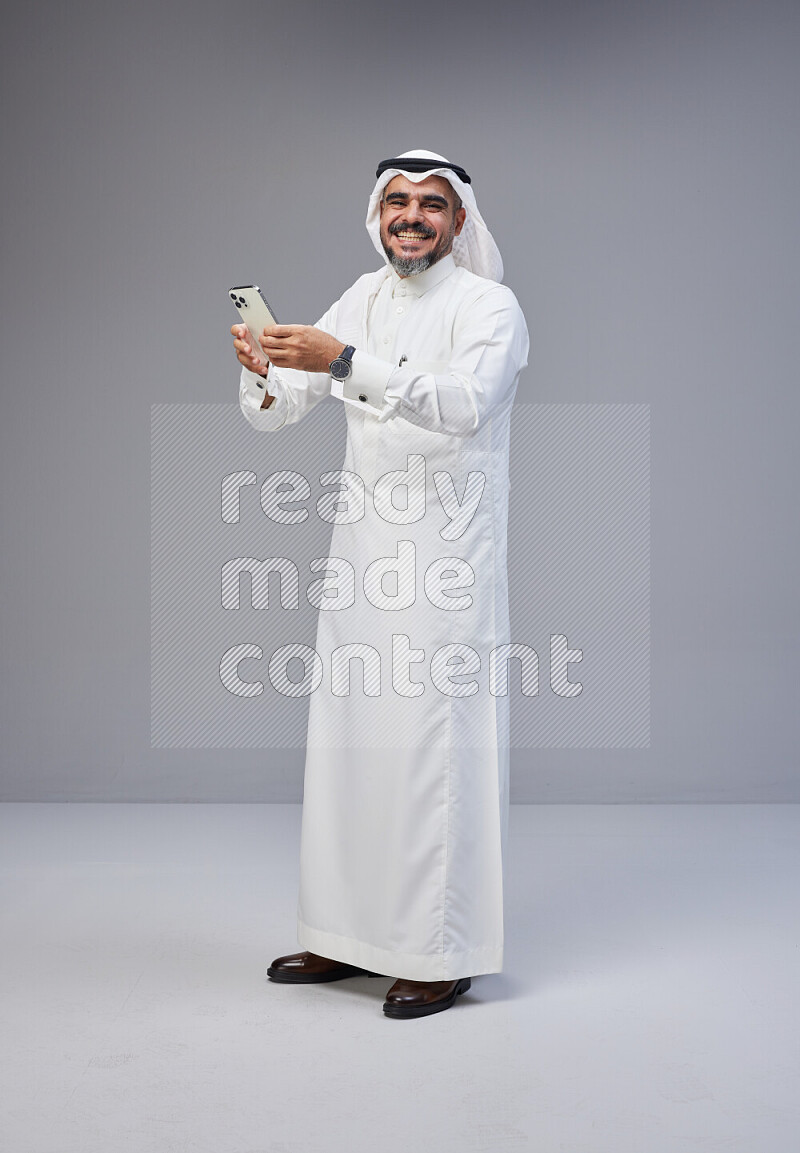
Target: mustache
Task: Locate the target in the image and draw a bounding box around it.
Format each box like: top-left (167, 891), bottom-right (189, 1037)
top-left (389, 221), bottom-right (436, 238)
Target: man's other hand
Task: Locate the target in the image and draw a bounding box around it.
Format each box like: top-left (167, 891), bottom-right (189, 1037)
top-left (259, 325), bottom-right (345, 373)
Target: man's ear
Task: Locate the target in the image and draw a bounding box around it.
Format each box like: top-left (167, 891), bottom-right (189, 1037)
top-left (454, 206), bottom-right (467, 236)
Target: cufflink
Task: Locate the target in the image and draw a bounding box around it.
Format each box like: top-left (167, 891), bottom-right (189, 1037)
top-left (358, 393), bottom-right (367, 402)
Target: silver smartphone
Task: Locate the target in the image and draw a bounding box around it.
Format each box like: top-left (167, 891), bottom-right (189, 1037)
top-left (229, 284), bottom-right (279, 372)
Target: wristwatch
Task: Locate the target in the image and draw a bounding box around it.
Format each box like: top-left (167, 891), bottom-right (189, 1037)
top-left (329, 345), bottom-right (356, 382)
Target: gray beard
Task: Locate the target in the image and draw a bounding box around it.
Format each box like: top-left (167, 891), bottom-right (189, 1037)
top-left (381, 218), bottom-right (456, 277)
top-left (383, 248), bottom-right (438, 276)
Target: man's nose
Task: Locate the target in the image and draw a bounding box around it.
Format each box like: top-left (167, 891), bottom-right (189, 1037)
top-left (405, 199), bottom-right (424, 222)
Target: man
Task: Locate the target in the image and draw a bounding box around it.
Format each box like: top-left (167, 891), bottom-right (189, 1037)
top-left (233, 149), bottom-right (529, 1018)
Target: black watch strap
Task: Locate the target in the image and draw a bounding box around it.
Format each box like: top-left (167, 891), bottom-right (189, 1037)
top-left (329, 345), bottom-right (356, 381)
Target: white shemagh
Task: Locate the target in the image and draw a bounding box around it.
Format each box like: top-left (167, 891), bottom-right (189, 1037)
top-left (365, 148), bottom-right (504, 283)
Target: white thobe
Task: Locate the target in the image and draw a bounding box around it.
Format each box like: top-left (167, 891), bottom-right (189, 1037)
top-left (239, 253), bottom-right (529, 980)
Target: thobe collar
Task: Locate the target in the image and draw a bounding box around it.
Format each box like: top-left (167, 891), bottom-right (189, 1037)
top-left (388, 253), bottom-right (456, 299)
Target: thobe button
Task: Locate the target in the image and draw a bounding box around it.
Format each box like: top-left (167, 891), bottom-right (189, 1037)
top-left (396, 306), bottom-right (404, 314)
top-left (358, 394), bottom-right (368, 402)
top-left (382, 336), bottom-right (390, 344)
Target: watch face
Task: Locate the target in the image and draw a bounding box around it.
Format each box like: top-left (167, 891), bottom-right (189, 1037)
top-left (330, 358), bottom-right (351, 381)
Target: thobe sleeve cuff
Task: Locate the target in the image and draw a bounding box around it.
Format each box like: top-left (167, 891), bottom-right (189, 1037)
top-left (239, 365), bottom-right (289, 430)
top-left (331, 350), bottom-right (396, 418)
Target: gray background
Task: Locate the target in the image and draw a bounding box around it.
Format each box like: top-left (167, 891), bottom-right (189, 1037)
top-left (1, 0), bottom-right (797, 801)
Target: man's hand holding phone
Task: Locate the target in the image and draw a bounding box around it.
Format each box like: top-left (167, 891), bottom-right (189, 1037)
top-left (230, 286), bottom-right (345, 411)
top-left (231, 322), bottom-right (268, 374)
top-left (231, 323), bottom-right (275, 410)
top-left (229, 284), bottom-right (281, 409)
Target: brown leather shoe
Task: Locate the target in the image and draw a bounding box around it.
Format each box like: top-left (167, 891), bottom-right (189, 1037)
top-left (267, 950), bottom-right (383, 983)
top-left (382, 976), bottom-right (472, 1018)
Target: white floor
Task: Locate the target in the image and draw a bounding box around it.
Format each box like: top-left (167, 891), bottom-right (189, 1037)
top-left (1, 803), bottom-right (798, 1153)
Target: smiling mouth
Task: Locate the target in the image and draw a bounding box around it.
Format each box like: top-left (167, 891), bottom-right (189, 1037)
top-left (392, 228), bottom-right (434, 244)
